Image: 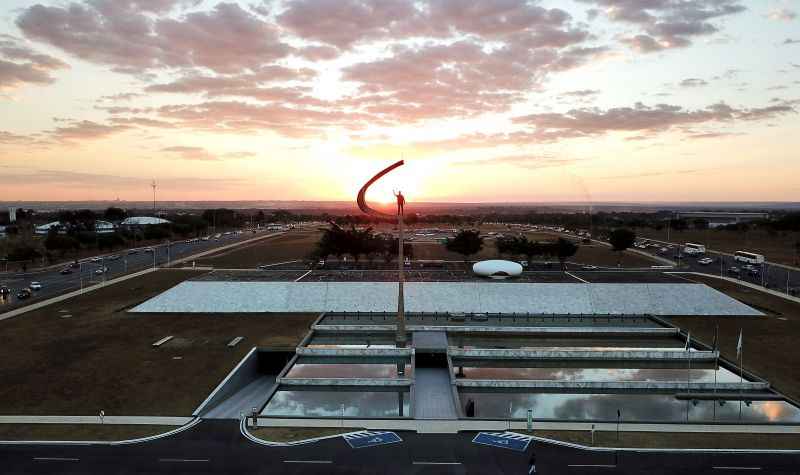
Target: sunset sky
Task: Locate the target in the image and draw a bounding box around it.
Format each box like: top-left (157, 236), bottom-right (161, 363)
top-left (0, 0), bottom-right (798, 203)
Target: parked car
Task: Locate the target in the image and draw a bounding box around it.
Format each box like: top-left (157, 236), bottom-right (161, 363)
top-left (60, 268), bottom-right (73, 275)
top-left (29, 282), bottom-right (42, 290)
top-left (16, 288), bottom-right (31, 299)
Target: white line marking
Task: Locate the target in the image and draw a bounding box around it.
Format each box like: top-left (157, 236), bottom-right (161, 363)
top-left (566, 271), bottom-right (590, 283)
top-left (295, 270), bottom-right (312, 282)
top-left (33, 457), bottom-right (79, 462)
top-left (712, 467), bottom-right (762, 471)
top-left (283, 460), bottom-right (333, 464)
top-left (568, 464), bottom-right (617, 468)
top-left (159, 458), bottom-right (209, 463)
top-left (412, 462), bottom-right (462, 465)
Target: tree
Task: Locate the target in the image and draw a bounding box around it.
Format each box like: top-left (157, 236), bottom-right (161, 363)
top-left (103, 207), bottom-right (127, 222)
top-left (554, 237), bottom-right (579, 271)
top-left (609, 228), bottom-right (636, 267)
top-left (445, 230), bottom-right (483, 264)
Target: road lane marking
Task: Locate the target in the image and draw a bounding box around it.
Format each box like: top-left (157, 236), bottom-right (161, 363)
top-left (283, 460), bottom-right (333, 464)
top-left (158, 458), bottom-right (210, 463)
top-left (566, 271), bottom-right (590, 283)
top-left (33, 457), bottom-right (79, 462)
top-left (412, 462), bottom-right (462, 465)
top-left (713, 467), bottom-right (762, 471)
top-left (568, 464), bottom-right (616, 468)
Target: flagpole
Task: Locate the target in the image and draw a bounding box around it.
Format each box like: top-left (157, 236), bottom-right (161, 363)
top-left (686, 332), bottom-right (691, 422)
top-left (738, 329), bottom-right (743, 420)
top-left (713, 324), bottom-right (718, 422)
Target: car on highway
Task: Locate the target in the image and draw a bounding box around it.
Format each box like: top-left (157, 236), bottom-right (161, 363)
top-left (728, 266), bottom-right (741, 276)
top-left (91, 257), bottom-right (102, 262)
top-left (95, 267), bottom-right (109, 275)
top-left (0, 286), bottom-right (10, 297)
top-left (582, 265), bottom-right (599, 270)
top-left (29, 282), bottom-right (42, 290)
top-left (60, 267), bottom-right (73, 275)
top-left (144, 247), bottom-right (154, 253)
top-left (108, 255), bottom-right (121, 261)
top-left (16, 288), bottom-right (31, 299)
top-left (742, 264), bottom-right (760, 276)
top-left (698, 257), bottom-right (714, 265)
top-left (128, 249), bottom-right (139, 255)
top-left (69, 261), bottom-right (80, 269)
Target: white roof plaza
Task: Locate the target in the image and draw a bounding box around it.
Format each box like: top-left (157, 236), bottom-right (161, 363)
top-left (131, 281), bottom-right (762, 316)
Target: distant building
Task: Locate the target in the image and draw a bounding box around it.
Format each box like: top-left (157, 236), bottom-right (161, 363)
top-left (35, 220), bottom-right (118, 235)
top-left (120, 216), bottom-right (171, 226)
top-left (674, 211), bottom-right (769, 228)
top-left (35, 221), bottom-right (64, 235)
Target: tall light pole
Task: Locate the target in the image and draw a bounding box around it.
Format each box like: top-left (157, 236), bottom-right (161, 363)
top-left (357, 160), bottom-right (406, 347)
top-left (151, 180), bottom-right (157, 214)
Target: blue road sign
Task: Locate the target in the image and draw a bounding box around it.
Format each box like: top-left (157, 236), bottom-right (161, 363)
top-left (343, 431), bottom-right (403, 449)
top-left (472, 432), bottom-right (533, 452)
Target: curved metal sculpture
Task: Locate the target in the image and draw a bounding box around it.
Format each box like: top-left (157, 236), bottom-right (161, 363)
top-left (356, 159), bottom-right (407, 348)
top-left (357, 160), bottom-right (404, 219)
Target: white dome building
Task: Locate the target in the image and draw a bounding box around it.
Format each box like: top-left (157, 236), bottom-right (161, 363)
top-left (472, 260), bottom-right (524, 279)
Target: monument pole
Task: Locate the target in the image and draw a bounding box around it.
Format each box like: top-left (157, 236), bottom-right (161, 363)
top-left (357, 160), bottom-right (407, 347)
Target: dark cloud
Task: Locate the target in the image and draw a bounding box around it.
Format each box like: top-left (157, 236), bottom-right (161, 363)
top-left (512, 101), bottom-right (796, 139)
top-left (51, 120), bottom-right (132, 142)
top-left (17, 2), bottom-right (291, 74)
top-left (0, 35), bottom-right (69, 91)
top-left (577, 0), bottom-right (746, 52)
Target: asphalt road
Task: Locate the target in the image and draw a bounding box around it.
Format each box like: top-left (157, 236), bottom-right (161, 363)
top-left (0, 230), bottom-right (270, 312)
top-left (1, 420), bottom-right (799, 474)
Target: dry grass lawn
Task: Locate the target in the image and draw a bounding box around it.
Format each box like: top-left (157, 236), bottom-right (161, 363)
top-left (668, 275), bottom-right (800, 402)
top-left (197, 231), bottom-right (321, 268)
top-left (0, 270), bottom-right (317, 416)
top-left (250, 426), bottom-right (359, 443)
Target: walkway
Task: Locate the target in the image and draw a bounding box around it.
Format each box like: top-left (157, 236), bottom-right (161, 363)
top-left (203, 376), bottom-right (276, 420)
top-left (413, 368), bottom-right (458, 420)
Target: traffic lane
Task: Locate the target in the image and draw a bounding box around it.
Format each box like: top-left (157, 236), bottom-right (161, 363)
top-left (0, 234), bottom-right (255, 310)
top-left (681, 252), bottom-right (799, 293)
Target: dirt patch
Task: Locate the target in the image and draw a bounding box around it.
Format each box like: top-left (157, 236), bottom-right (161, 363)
top-left (249, 426), bottom-right (360, 443)
top-left (0, 270), bottom-right (317, 416)
top-left (528, 429), bottom-right (800, 450)
top-left (0, 424), bottom-right (174, 441)
top-left (197, 231), bottom-right (321, 268)
top-left (667, 275), bottom-right (800, 402)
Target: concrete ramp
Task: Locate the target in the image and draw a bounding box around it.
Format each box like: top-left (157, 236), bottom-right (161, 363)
top-left (413, 368), bottom-right (458, 420)
top-left (203, 376), bottom-right (276, 419)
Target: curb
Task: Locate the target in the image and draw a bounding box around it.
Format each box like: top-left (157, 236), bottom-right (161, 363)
top-left (0, 417), bottom-right (201, 446)
top-left (239, 418), bottom-right (363, 447)
top-left (511, 431), bottom-right (800, 454)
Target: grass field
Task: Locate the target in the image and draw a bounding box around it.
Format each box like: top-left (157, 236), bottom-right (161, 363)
top-left (528, 430), bottom-right (800, 449)
top-left (0, 424), bottom-right (173, 441)
top-left (197, 231), bottom-right (321, 268)
top-left (0, 269), bottom-right (317, 416)
top-left (249, 427), bottom-right (359, 443)
top-left (636, 228), bottom-right (800, 266)
top-left (668, 275), bottom-right (800, 402)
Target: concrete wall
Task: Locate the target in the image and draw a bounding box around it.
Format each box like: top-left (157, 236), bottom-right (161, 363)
top-left (193, 347), bottom-right (260, 417)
